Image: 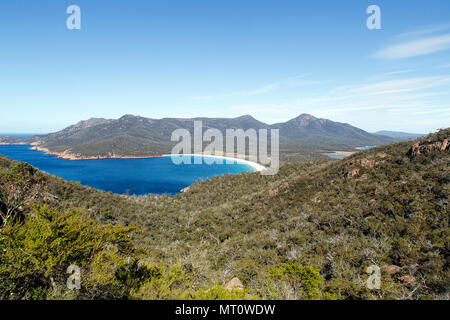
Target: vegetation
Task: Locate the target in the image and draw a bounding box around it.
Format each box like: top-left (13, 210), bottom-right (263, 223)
top-left (268, 263), bottom-right (330, 300)
top-left (0, 129), bottom-right (448, 300)
top-left (0, 114), bottom-right (394, 161)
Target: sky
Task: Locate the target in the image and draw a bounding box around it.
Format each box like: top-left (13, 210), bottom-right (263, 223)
top-left (0, 0), bottom-right (449, 134)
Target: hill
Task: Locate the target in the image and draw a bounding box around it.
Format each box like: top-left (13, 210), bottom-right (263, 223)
top-left (0, 128), bottom-right (448, 300)
top-left (375, 131), bottom-right (426, 140)
top-left (273, 114), bottom-right (392, 147)
top-left (0, 114), bottom-right (394, 161)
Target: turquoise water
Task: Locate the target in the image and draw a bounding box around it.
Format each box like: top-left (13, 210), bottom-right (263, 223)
top-left (356, 146), bottom-right (376, 150)
top-left (0, 145), bottom-right (255, 195)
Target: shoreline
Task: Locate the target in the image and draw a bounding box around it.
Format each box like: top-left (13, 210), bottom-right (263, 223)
top-left (163, 154), bottom-right (266, 172)
top-left (1, 144), bottom-right (266, 171)
top-left (28, 145), bottom-right (164, 160)
top-left (325, 151), bottom-right (355, 156)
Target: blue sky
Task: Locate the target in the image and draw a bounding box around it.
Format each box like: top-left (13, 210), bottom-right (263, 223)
top-left (0, 0), bottom-right (449, 134)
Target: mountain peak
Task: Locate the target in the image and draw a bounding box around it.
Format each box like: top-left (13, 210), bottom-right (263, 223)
top-left (119, 114), bottom-right (139, 120)
top-left (287, 114), bottom-right (321, 126)
top-left (235, 115), bottom-right (257, 121)
top-left (72, 118), bottom-right (112, 129)
top-left (296, 113), bottom-right (318, 120)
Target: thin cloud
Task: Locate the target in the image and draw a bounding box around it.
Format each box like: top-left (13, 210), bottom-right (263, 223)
top-left (376, 34), bottom-right (450, 59)
top-left (396, 24), bottom-right (450, 39)
top-left (414, 107), bottom-right (450, 115)
top-left (221, 73), bottom-right (450, 131)
top-left (188, 75), bottom-right (320, 101)
top-left (346, 76), bottom-right (450, 95)
top-left (240, 84), bottom-right (279, 96)
top-left (380, 70), bottom-right (415, 76)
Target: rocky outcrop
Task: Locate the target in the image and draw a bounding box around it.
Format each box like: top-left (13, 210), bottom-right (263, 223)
top-left (347, 158), bottom-right (376, 169)
top-left (399, 275), bottom-right (416, 284)
top-left (376, 152), bottom-right (389, 159)
top-left (343, 155), bottom-right (382, 180)
top-left (407, 139), bottom-right (449, 158)
top-left (381, 265), bottom-right (419, 285)
top-left (225, 277), bottom-right (244, 291)
top-left (344, 168), bottom-right (360, 179)
top-left (181, 187), bottom-right (190, 193)
top-left (382, 265), bottom-right (403, 275)
top-left (360, 158), bottom-right (376, 169)
top-left (268, 182), bottom-right (289, 197)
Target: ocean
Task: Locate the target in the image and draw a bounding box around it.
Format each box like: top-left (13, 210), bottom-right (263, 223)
top-left (0, 145), bottom-right (255, 195)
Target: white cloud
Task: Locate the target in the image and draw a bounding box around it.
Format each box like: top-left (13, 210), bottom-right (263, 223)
top-left (365, 70), bottom-right (416, 83)
top-left (396, 24), bottom-right (450, 39)
top-left (188, 75), bottom-right (320, 101)
top-left (376, 34), bottom-right (450, 59)
top-left (218, 73), bottom-right (450, 132)
top-left (346, 76), bottom-right (450, 95)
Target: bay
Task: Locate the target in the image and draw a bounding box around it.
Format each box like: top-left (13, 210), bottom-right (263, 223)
top-left (0, 145), bottom-right (255, 195)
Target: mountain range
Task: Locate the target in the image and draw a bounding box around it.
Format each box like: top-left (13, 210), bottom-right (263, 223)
top-left (375, 131), bottom-right (426, 140)
top-left (0, 114), bottom-right (395, 160)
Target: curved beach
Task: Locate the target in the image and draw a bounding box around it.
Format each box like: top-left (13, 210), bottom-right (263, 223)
top-left (163, 154), bottom-right (266, 172)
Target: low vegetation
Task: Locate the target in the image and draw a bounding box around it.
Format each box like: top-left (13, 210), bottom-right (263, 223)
top-left (0, 129), bottom-right (448, 300)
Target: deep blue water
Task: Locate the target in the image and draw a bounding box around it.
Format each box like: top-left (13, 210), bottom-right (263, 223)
top-left (0, 133), bottom-right (38, 138)
top-left (0, 145), bottom-right (255, 195)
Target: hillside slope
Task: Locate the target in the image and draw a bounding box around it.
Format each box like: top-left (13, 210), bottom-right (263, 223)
top-left (375, 131), bottom-right (425, 140)
top-left (273, 114), bottom-right (392, 147)
top-left (0, 129), bottom-right (448, 300)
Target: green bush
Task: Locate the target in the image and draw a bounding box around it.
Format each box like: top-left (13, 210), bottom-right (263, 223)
top-left (189, 285), bottom-right (258, 300)
top-left (0, 205), bottom-right (136, 299)
top-left (268, 263), bottom-right (330, 300)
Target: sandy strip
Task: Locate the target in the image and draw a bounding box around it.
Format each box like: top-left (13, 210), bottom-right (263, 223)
top-left (28, 145), bottom-right (164, 160)
top-left (326, 151), bottom-right (355, 156)
top-left (163, 154), bottom-right (266, 172)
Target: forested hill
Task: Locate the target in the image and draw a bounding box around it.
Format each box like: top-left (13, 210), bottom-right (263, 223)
top-left (0, 114), bottom-right (394, 159)
top-left (375, 131), bottom-right (425, 140)
top-left (0, 128), bottom-right (448, 300)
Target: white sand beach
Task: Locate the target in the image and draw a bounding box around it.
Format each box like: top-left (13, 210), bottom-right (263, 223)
top-left (163, 154), bottom-right (266, 172)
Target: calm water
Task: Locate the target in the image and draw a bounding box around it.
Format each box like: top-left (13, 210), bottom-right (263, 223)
top-left (356, 146), bottom-right (376, 150)
top-left (0, 133), bottom-right (38, 138)
top-left (0, 145), bottom-right (255, 195)
top-left (327, 154), bottom-right (346, 159)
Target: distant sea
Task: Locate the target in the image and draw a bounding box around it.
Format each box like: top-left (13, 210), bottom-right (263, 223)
top-left (0, 145), bottom-right (255, 195)
top-left (0, 133), bottom-right (39, 138)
